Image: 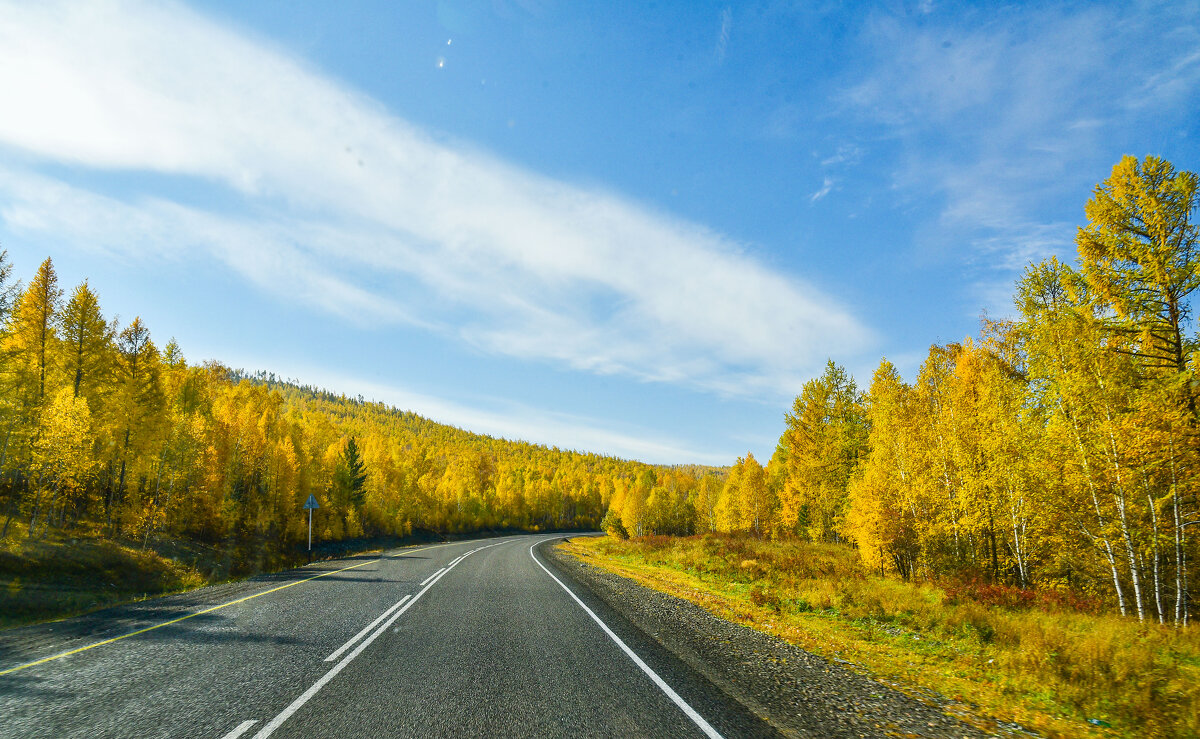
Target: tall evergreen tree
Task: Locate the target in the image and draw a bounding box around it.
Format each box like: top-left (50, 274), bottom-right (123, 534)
top-left (331, 435), bottom-right (369, 534)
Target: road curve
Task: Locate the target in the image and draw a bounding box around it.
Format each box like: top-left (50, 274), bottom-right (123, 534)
top-left (0, 535), bottom-right (777, 738)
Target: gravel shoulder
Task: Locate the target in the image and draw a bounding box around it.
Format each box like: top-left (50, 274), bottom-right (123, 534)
top-left (546, 538), bottom-right (998, 739)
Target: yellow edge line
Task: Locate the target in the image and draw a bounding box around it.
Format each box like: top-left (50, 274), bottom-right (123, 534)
top-left (0, 542), bottom-right (446, 677)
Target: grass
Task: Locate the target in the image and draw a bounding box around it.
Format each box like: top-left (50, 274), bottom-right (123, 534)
top-left (0, 526), bottom-right (208, 629)
top-left (560, 534), bottom-right (1200, 739)
top-left (0, 523), bottom-right (427, 630)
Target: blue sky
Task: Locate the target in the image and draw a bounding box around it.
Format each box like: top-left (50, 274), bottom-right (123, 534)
top-left (0, 0), bottom-right (1197, 464)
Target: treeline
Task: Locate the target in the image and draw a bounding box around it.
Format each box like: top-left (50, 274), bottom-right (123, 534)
top-left (0, 256), bottom-right (690, 551)
top-left (607, 155), bottom-right (1199, 625)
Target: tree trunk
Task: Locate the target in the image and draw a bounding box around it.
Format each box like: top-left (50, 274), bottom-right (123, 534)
top-left (1, 479), bottom-right (18, 540)
top-left (113, 427), bottom-right (130, 537)
top-left (987, 505), bottom-right (999, 583)
top-left (0, 432), bottom-right (12, 541)
top-left (1072, 413), bottom-right (1128, 615)
top-left (1009, 496), bottom-right (1029, 588)
top-left (1116, 493), bottom-right (1145, 622)
top-left (142, 458), bottom-right (164, 551)
top-left (1100, 402), bottom-right (1144, 621)
top-left (1148, 492), bottom-right (1165, 624)
top-left (1175, 482), bottom-right (1190, 626)
top-left (1102, 535), bottom-right (1127, 616)
top-left (28, 481), bottom-right (43, 534)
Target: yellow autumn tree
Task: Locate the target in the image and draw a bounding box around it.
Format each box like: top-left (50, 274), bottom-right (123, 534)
top-left (28, 388), bottom-right (94, 535)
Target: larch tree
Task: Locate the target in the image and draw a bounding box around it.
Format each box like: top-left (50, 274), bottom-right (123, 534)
top-left (28, 388), bottom-right (93, 534)
top-left (5, 257), bottom-right (62, 408)
top-left (782, 361), bottom-right (868, 543)
top-left (1076, 155), bottom-right (1199, 622)
top-left (0, 249), bottom-right (20, 327)
top-left (109, 317), bottom-right (165, 533)
top-left (1077, 155), bottom-right (1199, 391)
top-left (0, 258), bottom-right (64, 533)
top-left (737, 452), bottom-right (770, 536)
top-left (912, 344), bottom-right (970, 572)
top-left (59, 281), bottom-right (113, 402)
top-left (846, 359), bottom-right (921, 579)
top-left (0, 250), bottom-right (23, 520)
top-left (715, 459), bottom-right (744, 533)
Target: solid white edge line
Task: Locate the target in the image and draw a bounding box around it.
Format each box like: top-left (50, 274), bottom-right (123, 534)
top-left (529, 540), bottom-right (723, 739)
top-left (323, 594), bottom-right (412, 662)
top-left (420, 568), bottom-right (446, 587)
top-left (219, 719), bottom-right (258, 739)
top-left (252, 540), bottom-right (506, 739)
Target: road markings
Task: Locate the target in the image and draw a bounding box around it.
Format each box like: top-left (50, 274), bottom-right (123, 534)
top-left (0, 543), bottom-right (447, 677)
top-left (252, 540), bottom-right (507, 738)
top-left (419, 568), bottom-right (446, 587)
top-left (219, 719), bottom-right (258, 739)
top-left (324, 595), bottom-right (412, 662)
top-left (529, 540), bottom-right (723, 739)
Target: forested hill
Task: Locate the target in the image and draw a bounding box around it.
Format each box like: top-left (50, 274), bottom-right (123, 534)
top-left (229, 369), bottom-right (709, 536)
top-left (0, 255), bottom-right (717, 553)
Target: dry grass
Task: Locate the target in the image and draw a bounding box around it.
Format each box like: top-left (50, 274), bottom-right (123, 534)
top-left (562, 534), bottom-right (1200, 739)
top-left (0, 524), bottom-right (207, 628)
top-left (0, 523), bottom-right (438, 629)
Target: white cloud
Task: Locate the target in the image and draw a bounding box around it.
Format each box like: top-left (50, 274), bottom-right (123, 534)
top-left (809, 177), bottom-right (835, 203)
top-left (820, 144), bottom-right (863, 167)
top-left (969, 221), bottom-right (1073, 273)
top-left (715, 7), bottom-right (733, 63)
top-left (0, 0), bottom-right (873, 399)
top-left (1132, 45), bottom-right (1200, 109)
top-left (0, 169), bottom-right (427, 327)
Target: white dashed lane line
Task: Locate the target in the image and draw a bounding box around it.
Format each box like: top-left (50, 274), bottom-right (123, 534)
top-left (249, 540), bottom-right (507, 739)
top-left (324, 594), bottom-right (412, 662)
top-left (219, 719), bottom-right (258, 739)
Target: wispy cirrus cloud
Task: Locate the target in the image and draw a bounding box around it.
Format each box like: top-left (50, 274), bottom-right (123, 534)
top-left (820, 144), bottom-right (863, 168)
top-left (0, 0), bottom-right (872, 399)
top-left (715, 7), bottom-right (733, 64)
top-left (840, 1), bottom-right (1200, 315)
top-left (809, 177), bottom-right (836, 203)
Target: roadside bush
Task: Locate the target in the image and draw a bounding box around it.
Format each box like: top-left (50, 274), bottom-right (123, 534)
top-left (749, 584), bottom-right (782, 611)
top-left (601, 508), bottom-right (628, 539)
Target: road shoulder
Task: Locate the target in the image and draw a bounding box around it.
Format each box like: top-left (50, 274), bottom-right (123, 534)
top-left (545, 539), bottom-right (995, 739)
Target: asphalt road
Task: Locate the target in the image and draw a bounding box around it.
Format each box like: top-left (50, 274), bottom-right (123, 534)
top-left (0, 535), bottom-right (778, 738)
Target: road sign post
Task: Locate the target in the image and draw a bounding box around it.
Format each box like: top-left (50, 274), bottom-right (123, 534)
top-left (303, 494), bottom-right (320, 557)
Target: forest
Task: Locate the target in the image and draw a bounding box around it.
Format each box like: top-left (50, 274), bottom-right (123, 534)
top-left (0, 253), bottom-right (714, 561)
top-left (606, 155), bottom-right (1199, 626)
top-left (2, 154), bottom-right (1195, 630)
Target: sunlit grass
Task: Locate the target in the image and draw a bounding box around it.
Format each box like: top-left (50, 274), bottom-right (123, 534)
top-left (561, 534), bottom-right (1200, 739)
